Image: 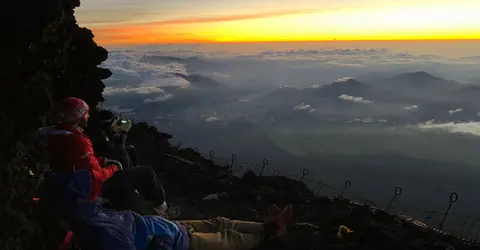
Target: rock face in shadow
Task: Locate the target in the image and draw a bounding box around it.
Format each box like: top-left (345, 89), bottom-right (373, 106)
top-left (0, 1), bottom-right (110, 249)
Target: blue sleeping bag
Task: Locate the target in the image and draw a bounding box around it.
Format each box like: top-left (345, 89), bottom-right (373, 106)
top-left (44, 170), bottom-right (189, 250)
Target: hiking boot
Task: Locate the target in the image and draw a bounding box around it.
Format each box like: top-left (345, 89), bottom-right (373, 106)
top-left (265, 205), bottom-right (293, 238)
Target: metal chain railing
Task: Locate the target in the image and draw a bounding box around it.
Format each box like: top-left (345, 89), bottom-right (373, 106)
top-left (172, 143), bottom-right (480, 242)
top-left (120, 112), bottom-right (479, 240)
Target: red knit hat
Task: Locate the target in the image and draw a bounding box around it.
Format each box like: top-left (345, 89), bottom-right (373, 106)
top-left (58, 97), bottom-right (89, 124)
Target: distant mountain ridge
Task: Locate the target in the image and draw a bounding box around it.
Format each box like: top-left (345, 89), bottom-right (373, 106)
top-left (389, 71), bottom-right (459, 88)
top-left (311, 78), bottom-right (373, 98)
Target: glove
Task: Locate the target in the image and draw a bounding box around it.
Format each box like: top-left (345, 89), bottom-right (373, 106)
top-left (105, 159), bottom-right (123, 170)
top-left (117, 119), bottom-right (132, 133)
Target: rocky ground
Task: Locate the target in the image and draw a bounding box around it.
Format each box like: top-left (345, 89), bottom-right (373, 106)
top-left (111, 123), bottom-right (480, 250)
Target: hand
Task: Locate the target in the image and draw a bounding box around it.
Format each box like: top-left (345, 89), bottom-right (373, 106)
top-left (98, 157), bottom-right (107, 166)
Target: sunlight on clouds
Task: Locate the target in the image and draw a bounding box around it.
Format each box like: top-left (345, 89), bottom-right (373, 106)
top-left (86, 1), bottom-right (480, 44)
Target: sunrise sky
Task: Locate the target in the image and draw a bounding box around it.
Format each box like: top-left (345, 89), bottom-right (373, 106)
top-left (76, 0), bottom-right (480, 45)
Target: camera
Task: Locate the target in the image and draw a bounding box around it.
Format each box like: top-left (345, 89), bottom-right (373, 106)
top-left (116, 119), bottom-right (127, 125)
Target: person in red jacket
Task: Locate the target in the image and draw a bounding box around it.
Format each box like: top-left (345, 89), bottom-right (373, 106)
top-left (41, 97), bottom-right (168, 213)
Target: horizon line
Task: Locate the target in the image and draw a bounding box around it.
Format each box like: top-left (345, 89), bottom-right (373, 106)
top-left (100, 38), bottom-right (480, 46)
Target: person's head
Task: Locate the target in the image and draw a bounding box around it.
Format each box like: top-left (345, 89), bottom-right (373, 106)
top-left (97, 110), bottom-right (117, 133)
top-left (58, 97), bottom-right (90, 128)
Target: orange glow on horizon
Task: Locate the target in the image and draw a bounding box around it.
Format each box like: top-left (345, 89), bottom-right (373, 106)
top-left (84, 3), bottom-right (480, 45)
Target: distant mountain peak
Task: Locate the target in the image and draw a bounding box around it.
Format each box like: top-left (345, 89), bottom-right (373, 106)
top-left (407, 71), bottom-right (433, 77)
top-left (390, 71), bottom-right (457, 87)
top-left (393, 71), bottom-right (442, 82)
top-left (308, 77), bottom-right (372, 98)
top-left (332, 77), bottom-right (362, 85)
top-left (327, 78), bottom-right (367, 89)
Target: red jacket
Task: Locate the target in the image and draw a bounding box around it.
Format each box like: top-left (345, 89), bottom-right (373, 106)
top-left (41, 123), bottom-right (118, 201)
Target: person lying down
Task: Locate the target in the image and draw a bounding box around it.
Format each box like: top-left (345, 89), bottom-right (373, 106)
top-left (45, 169), bottom-right (293, 250)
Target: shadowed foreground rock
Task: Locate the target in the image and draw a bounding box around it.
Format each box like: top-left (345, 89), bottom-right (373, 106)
top-left (0, 1), bottom-right (110, 249)
top-left (113, 126), bottom-right (479, 250)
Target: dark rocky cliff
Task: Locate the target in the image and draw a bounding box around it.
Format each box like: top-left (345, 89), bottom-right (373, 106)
top-left (0, 1), bottom-right (109, 249)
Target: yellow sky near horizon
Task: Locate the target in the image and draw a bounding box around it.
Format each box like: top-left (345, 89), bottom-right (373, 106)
top-left (77, 0), bottom-right (480, 45)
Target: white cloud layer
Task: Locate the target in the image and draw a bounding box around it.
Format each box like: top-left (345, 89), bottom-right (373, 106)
top-left (333, 77), bottom-right (355, 84)
top-left (338, 94), bottom-right (374, 104)
top-left (99, 44), bottom-right (480, 115)
top-left (417, 120), bottom-right (480, 137)
top-left (294, 103), bottom-right (311, 110)
top-left (143, 94), bottom-right (174, 103)
top-left (104, 86), bottom-right (167, 95)
top-left (205, 112), bottom-right (220, 122)
top-left (448, 108), bottom-right (463, 114)
top-left (294, 103), bottom-right (316, 113)
top-left (405, 105), bottom-right (419, 110)
top-left (102, 51), bottom-right (191, 90)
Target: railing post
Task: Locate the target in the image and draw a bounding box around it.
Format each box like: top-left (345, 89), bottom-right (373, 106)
top-left (300, 168), bottom-right (309, 181)
top-left (338, 180), bottom-right (351, 199)
top-left (314, 181), bottom-right (323, 195)
top-left (260, 159), bottom-right (268, 176)
top-left (230, 154), bottom-right (237, 171)
top-left (209, 150), bottom-right (215, 161)
top-left (476, 225), bottom-right (480, 241)
top-left (460, 214), bottom-right (470, 234)
top-left (438, 192), bottom-right (459, 230)
top-left (385, 186), bottom-right (402, 211)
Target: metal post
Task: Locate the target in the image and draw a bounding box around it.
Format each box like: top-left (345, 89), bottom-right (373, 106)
top-left (314, 181), bottom-right (323, 195)
top-left (209, 150), bottom-right (215, 161)
top-left (230, 154), bottom-right (237, 171)
top-left (460, 214), bottom-right (470, 234)
top-left (386, 186), bottom-right (403, 211)
top-left (438, 192), bottom-right (459, 230)
top-left (475, 225), bottom-right (480, 241)
top-left (300, 168), bottom-right (309, 181)
top-left (260, 159), bottom-right (268, 176)
top-left (338, 180), bottom-right (351, 199)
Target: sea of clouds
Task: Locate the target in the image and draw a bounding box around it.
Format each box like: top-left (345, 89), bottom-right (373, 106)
top-left (100, 43), bottom-right (480, 136)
